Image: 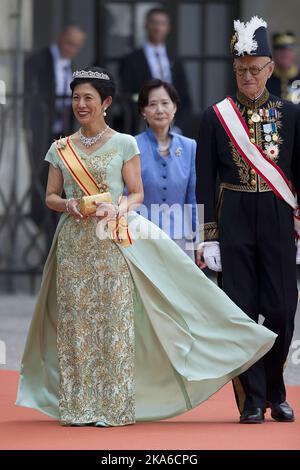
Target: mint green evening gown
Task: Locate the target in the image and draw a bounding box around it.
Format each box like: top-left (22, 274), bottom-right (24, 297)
top-left (16, 133), bottom-right (276, 425)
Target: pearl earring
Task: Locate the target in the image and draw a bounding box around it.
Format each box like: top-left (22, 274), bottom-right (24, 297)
top-left (103, 109), bottom-right (107, 116)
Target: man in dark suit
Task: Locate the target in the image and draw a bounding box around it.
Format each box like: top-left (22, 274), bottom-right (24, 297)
top-left (120, 7), bottom-right (191, 133)
top-left (196, 17), bottom-right (299, 424)
top-left (24, 25), bottom-right (86, 241)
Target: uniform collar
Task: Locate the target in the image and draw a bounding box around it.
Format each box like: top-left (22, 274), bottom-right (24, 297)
top-left (273, 64), bottom-right (299, 80)
top-left (236, 88), bottom-right (269, 108)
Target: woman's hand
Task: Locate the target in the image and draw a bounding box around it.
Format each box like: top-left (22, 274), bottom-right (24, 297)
top-left (66, 198), bottom-right (84, 221)
top-left (95, 202), bottom-right (118, 221)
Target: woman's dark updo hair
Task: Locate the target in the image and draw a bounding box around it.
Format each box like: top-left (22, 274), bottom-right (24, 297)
top-left (70, 66), bottom-right (116, 101)
top-left (138, 79), bottom-right (180, 115)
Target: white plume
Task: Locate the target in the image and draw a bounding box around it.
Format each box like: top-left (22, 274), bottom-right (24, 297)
top-left (234, 16), bottom-right (267, 56)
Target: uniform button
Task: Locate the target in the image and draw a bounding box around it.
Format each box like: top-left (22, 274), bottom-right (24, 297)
top-left (163, 187), bottom-right (167, 190)
top-left (250, 169), bottom-right (256, 175)
top-left (250, 138), bottom-right (256, 144)
top-left (162, 175), bottom-right (167, 179)
top-left (162, 198), bottom-right (166, 202)
top-left (162, 163), bottom-right (167, 167)
top-left (251, 179), bottom-right (257, 187)
top-left (249, 128), bottom-right (255, 135)
top-left (247, 109), bottom-right (253, 115)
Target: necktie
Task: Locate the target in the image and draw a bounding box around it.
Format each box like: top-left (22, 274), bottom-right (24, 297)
top-left (155, 51), bottom-right (165, 80)
top-left (62, 65), bottom-right (71, 134)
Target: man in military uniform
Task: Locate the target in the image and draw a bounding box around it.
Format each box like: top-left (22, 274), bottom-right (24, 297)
top-left (196, 17), bottom-right (300, 424)
top-left (268, 32), bottom-right (300, 103)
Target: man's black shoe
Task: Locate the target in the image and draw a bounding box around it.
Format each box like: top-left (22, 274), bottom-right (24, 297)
top-left (271, 401), bottom-right (295, 422)
top-left (239, 408), bottom-right (265, 424)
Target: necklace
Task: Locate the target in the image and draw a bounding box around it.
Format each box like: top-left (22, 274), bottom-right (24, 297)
top-left (158, 138), bottom-right (170, 153)
top-left (79, 125), bottom-right (110, 148)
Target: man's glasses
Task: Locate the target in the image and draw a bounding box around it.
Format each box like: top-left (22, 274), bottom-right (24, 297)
top-left (233, 60), bottom-right (273, 76)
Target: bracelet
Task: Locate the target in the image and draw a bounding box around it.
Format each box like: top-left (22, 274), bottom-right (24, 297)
top-left (65, 198), bottom-right (73, 213)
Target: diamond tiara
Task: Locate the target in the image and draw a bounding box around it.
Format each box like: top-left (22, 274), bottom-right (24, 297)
top-left (72, 70), bottom-right (110, 80)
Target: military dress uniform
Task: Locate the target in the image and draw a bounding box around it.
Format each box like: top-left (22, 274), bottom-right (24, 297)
top-left (196, 86), bottom-right (300, 413)
top-left (268, 32), bottom-right (300, 103)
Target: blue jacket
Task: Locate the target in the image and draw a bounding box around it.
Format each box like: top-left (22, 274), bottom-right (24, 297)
top-left (135, 128), bottom-right (198, 241)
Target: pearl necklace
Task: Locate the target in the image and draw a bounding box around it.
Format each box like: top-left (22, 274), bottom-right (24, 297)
top-left (158, 138), bottom-right (170, 153)
top-left (79, 125), bottom-right (110, 148)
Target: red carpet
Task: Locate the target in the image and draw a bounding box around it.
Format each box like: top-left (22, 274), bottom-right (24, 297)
top-left (1, 371), bottom-right (299, 450)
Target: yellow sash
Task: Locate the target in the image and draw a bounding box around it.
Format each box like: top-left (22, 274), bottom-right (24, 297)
top-left (54, 137), bottom-right (133, 247)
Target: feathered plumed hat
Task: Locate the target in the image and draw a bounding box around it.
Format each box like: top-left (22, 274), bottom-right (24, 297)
top-left (230, 16), bottom-right (272, 58)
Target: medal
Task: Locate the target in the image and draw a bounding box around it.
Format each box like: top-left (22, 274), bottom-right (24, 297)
top-left (265, 143), bottom-right (279, 159)
top-left (263, 123), bottom-right (272, 143)
top-left (272, 134), bottom-right (279, 142)
top-left (251, 113), bottom-right (261, 123)
top-left (271, 122), bottom-right (277, 133)
top-left (263, 123), bottom-right (272, 134)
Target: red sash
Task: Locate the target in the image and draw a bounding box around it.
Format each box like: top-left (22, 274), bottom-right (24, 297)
top-left (54, 137), bottom-right (133, 246)
top-left (213, 97), bottom-right (300, 237)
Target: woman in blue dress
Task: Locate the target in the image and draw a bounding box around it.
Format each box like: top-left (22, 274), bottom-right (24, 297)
top-left (136, 79), bottom-right (197, 260)
top-left (16, 67), bottom-right (276, 426)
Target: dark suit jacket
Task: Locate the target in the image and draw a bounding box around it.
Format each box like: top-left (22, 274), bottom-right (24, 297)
top-left (120, 48), bottom-right (191, 127)
top-left (24, 48), bottom-right (56, 149)
top-left (24, 48), bottom-right (72, 227)
top-left (24, 47), bottom-right (74, 148)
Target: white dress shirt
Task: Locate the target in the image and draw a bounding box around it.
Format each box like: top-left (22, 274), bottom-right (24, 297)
top-left (143, 42), bottom-right (172, 84)
top-left (50, 44), bottom-right (72, 133)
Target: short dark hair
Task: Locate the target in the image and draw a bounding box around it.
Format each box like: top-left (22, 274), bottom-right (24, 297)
top-left (146, 7), bottom-right (169, 23)
top-left (138, 79), bottom-right (180, 114)
top-left (70, 66), bottom-right (116, 100)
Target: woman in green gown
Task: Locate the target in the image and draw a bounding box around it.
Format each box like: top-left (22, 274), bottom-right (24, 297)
top-left (16, 67), bottom-right (276, 426)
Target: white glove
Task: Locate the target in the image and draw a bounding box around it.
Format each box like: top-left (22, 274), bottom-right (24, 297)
top-left (201, 241), bottom-right (222, 272)
top-left (296, 239), bottom-right (300, 265)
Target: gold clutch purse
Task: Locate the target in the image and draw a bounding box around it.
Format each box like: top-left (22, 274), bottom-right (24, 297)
top-left (79, 192), bottom-right (113, 216)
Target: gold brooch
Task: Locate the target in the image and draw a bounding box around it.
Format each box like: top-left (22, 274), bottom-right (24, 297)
top-left (175, 147), bottom-right (182, 157)
top-left (55, 137), bottom-right (67, 149)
